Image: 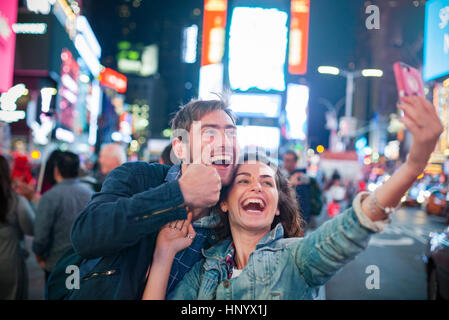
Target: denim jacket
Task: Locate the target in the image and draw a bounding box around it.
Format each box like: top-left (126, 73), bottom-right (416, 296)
top-left (169, 192), bottom-right (381, 300)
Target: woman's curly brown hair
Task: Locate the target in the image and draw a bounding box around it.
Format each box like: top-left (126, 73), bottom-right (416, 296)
top-left (214, 151), bottom-right (306, 240)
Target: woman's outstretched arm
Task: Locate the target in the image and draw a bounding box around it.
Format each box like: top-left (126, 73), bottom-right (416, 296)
top-left (294, 96), bottom-right (443, 287)
top-left (360, 96), bottom-right (443, 222)
top-left (142, 213), bottom-right (196, 300)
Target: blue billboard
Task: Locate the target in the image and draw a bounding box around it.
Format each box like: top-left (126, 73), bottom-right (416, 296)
top-left (424, 0), bottom-right (449, 81)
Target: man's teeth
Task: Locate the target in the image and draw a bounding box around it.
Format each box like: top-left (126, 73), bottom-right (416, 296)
top-left (211, 155), bottom-right (232, 163)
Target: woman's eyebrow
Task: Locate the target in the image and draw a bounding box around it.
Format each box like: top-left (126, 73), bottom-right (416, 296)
top-left (235, 172), bottom-right (251, 177)
top-left (235, 172), bottom-right (274, 179)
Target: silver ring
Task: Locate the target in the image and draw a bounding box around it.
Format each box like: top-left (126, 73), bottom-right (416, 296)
top-left (187, 234), bottom-right (194, 239)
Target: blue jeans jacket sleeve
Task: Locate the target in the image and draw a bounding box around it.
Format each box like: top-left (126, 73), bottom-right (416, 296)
top-left (295, 194), bottom-right (375, 287)
top-left (71, 162), bottom-right (187, 259)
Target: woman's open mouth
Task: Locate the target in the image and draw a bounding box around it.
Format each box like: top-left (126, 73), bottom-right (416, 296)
top-left (240, 197), bottom-right (266, 214)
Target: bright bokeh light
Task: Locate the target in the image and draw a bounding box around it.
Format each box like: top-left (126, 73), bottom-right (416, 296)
top-left (237, 125), bottom-right (280, 153)
top-left (361, 69), bottom-right (383, 77)
top-left (30, 150), bottom-right (41, 160)
top-left (317, 66), bottom-right (340, 75)
top-left (285, 84), bottom-right (309, 140)
top-left (316, 145), bottom-right (324, 153)
top-left (228, 7), bottom-right (288, 92)
top-left (230, 93), bottom-right (281, 118)
top-left (12, 23), bottom-right (47, 34)
top-left (182, 24), bottom-right (198, 64)
top-left (198, 63), bottom-right (223, 99)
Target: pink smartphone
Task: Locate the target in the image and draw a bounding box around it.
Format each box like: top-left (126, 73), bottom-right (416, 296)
top-left (393, 62), bottom-right (425, 98)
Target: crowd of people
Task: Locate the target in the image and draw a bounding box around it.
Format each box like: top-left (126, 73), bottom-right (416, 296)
top-left (0, 143), bottom-right (126, 299)
top-left (0, 95), bottom-right (443, 300)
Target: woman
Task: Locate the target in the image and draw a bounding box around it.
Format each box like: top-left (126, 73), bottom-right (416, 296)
top-left (142, 96), bottom-right (443, 300)
top-left (0, 154), bottom-right (36, 299)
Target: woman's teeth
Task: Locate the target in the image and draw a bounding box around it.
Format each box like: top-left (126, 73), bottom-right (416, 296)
top-left (241, 198), bottom-right (265, 211)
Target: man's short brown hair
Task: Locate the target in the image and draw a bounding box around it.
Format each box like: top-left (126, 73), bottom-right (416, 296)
top-left (170, 98), bottom-right (237, 134)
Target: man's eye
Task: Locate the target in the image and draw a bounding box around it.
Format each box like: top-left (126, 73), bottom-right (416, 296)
top-left (204, 129), bottom-right (218, 135)
top-left (263, 181), bottom-right (274, 187)
top-left (237, 179), bottom-right (249, 184)
top-left (226, 130), bottom-right (237, 137)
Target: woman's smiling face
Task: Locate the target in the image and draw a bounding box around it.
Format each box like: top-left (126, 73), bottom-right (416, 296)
top-left (220, 161), bottom-right (280, 234)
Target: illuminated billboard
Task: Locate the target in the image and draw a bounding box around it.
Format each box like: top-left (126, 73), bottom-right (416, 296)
top-left (285, 83), bottom-right (309, 140)
top-left (100, 68), bottom-right (127, 93)
top-left (198, 63), bottom-right (223, 99)
top-left (288, 0), bottom-right (310, 75)
top-left (228, 7), bottom-right (288, 92)
top-left (237, 125), bottom-right (280, 152)
top-left (424, 0), bottom-right (449, 81)
top-left (230, 93), bottom-right (281, 118)
top-left (0, 0), bottom-right (18, 93)
top-left (201, 0), bottom-right (227, 66)
top-left (57, 49), bottom-right (79, 132)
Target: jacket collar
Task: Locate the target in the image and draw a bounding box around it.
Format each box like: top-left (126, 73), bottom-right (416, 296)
top-left (255, 223), bottom-right (284, 249)
top-left (57, 178), bottom-right (80, 185)
top-left (203, 223), bottom-right (285, 260)
top-left (164, 164), bottom-right (182, 182)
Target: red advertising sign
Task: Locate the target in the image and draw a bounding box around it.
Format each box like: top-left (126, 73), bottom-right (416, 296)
top-left (0, 0), bottom-right (18, 93)
top-left (201, 0), bottom-right (227, 67)
top-left (99, 67), bottom-right (127, 93)
top-left (288, 0), bottom-right (310, 75)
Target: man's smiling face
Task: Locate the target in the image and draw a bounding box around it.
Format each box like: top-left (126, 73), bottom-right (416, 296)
top-left (186, 109), bottom-right (239, 187)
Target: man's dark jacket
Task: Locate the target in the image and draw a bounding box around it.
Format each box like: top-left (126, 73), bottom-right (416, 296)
top-left (67, 161), bottom-right (215, 299)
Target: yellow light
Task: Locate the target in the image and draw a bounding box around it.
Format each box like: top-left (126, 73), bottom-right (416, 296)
top-left (30, 150), bottom-right (41, 160)
top-left (443, 77), bottom-right (449, 87)
top-left (316, 145), bottom-right (324, 153)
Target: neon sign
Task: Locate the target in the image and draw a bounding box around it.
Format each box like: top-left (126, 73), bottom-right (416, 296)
top-left (0, 84), bottom-right (27, 123)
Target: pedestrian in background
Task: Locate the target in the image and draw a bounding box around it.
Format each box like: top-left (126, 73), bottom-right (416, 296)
top-left (32, 151), bottom-right (93, 282)
top-left (98, 143), bottom-right (127, 177)
top-left (282, 151), bottom-right (323, 230)
top-left (0, 154), bottom-right (36, 300)
top-left (40, 149), bottom-right (64, 195)
top-left (159, 144), bottom-right (174, 166)
top-left (281, 150), bottom-right (298, 177)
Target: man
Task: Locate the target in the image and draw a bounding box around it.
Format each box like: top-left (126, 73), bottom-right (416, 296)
top-left (33, 151), bottom-right (93, 281)
top-left (282, 150), bottom-right (299, 176)
top-left (98, 143), bottom-right (127, 176)
top-left (158, 144), bottom-right (174, 166)
top-left (67, 99), bottom-right (238, 299)
top-left (282, 151), bottom-right (323, 229)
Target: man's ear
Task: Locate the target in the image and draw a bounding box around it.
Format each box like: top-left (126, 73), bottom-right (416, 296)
top-left (172, 137), bottom-right (187, 161)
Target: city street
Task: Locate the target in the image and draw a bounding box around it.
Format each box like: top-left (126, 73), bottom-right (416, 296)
top-left (323, 207), bottom-right (448, 300)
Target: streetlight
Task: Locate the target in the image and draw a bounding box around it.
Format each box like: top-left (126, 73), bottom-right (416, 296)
top-left (318, 65), bottom-right (383, 149)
